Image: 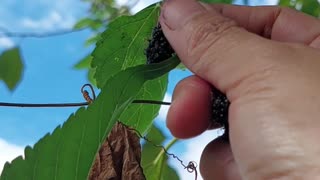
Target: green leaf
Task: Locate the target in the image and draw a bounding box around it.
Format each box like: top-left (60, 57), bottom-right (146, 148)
top-left (120, 75), bottom-right (168, 132)
top-left (73, 55), bottom-right (97, 86)
top-left (74, 55), bottom-right (92, 69)
top-left (0, 56), bottom-right (180, 180)
top-left (142, 125), bottom-right (179, 180)
top-left (0, 47), bottom-right (24, 91)
top-left (84, 34), bottom-right (101, 47)
top-left (73, 18), bottom-right (102, 30)
top-left (142, 124), bottom-right (166, 165)
top-left (92, 3), bottom-right (166, 134)
top-left (87, 68), bottom-right (97, 87)
top-left (299, 0), bottom-right (320, 17)
top-left (176, 63), bottom-right (187, 71)
top-left (92, 4), bottom-right (160, 88)
top-left (278, 0), bottom-right (291, 6)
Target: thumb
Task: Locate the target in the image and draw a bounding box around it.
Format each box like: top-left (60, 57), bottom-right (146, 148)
top-left (160, 0), bottom-right (276, 94)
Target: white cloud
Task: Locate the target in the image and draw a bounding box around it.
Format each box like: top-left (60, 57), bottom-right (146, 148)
top-left (0, 138), bottom-right (24, 173)
top-left (0, 37), bottom-right (14, 48)
top-left (0, 0), bottom-right (88, 32)
top-left (157, 93), bottom-right (172, 121)
top-left (20, 11), bottom-right (75, 30)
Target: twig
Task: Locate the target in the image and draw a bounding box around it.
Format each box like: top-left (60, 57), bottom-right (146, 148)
top-left (0, 84), bottom-right (172, 108)
top-left (0, 102), bottom-right (89, 108)
top-left (0, 100), bottom-right (171, 108)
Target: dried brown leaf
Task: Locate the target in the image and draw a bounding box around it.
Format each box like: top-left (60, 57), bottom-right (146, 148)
top-left (89, 122), bottom-right (145, 180)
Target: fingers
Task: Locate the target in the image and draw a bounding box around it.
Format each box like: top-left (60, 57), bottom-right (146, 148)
top-left (166, 75), bottom-right (211, 139)
top-left (205, 4), bottom-right (320, 47)
top-left (200, 137), bottom-right (241, 180)
top-left (160, 0), bottom-right (277, 92)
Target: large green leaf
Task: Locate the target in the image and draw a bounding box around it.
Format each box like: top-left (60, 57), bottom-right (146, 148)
top-left (92, 3), bottom-right (167, 133)
top-left (120, 75), bottom-right (168, 132)
top-left (142, 125), bottom-right (179, 180)
top-left (0, 47), bottom-right (24, 91)
top-left (0, 56), bottom-right (180, 180)
top-left (92, 4), bottom-right (160, 88)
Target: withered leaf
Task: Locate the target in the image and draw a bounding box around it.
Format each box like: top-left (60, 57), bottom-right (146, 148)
top-left (89, 122), bottom-right (145, 180)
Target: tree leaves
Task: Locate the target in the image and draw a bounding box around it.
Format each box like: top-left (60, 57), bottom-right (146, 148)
top-left (92, 3), bottom-right (167, 133)
top-left (92, 4), bottom-right (160, 88)
top-left (0, 56), bottom-right (180, 180)
top-left (0, 47), bottom-right (24, 91)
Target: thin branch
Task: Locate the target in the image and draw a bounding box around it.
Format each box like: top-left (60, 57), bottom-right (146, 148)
top-left (0, 84), bottom-right (171, 108)
top-left (0, 100), bottom-right (171, 108)
top-left (0, 102), bottom-right (89, 108)
top-left (132, 100), bottom-right (171, 105)
top-left (0, 26), bottom-right (87, 38)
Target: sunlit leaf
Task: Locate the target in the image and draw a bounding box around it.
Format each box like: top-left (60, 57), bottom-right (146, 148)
top-left (0, 47), bottom-right (24, 91)
top-left (0, 56), bottom-right (180, 180)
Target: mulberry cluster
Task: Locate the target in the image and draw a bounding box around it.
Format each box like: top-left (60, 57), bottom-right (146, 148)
top-left (145, 23), bottom-right (174, 64)
top-left (211, 88), bottom-right (230, 140)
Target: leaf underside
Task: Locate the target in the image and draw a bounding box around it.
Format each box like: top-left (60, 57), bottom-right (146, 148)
top-left (92, 3), bottom-right (166, 134)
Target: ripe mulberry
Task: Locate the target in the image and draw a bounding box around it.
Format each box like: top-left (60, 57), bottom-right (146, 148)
top-left (145, 23), bottom-right (174, 64)
top-left (211, 88), bottom-right (230, 140)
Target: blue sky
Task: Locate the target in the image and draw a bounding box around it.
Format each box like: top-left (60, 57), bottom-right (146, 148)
top-left (0, 0), bottom-right (278, 179)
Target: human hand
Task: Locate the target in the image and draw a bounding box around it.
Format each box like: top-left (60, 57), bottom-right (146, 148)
top-left (160, 0), bottom-right (320, 179)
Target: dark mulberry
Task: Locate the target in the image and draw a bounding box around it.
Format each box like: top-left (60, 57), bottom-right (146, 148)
top-left (145, 23), bottom-right (174, 64)
top-left (211, 88), bottom-right (230, 140)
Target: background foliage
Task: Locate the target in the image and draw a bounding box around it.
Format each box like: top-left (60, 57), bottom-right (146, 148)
top-left (1, 0), bottom-right (320, 179)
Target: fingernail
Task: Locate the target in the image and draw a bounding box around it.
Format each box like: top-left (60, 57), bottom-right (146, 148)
top-left (160, 0), bottom-right (206, 30)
